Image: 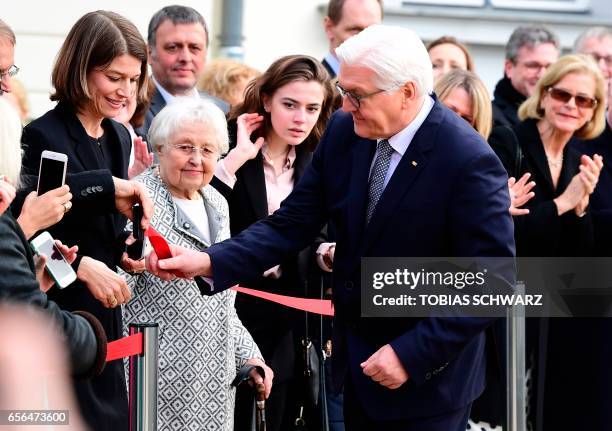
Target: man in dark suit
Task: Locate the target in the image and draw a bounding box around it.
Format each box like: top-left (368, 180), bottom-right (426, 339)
top-left (322, 0), bottom-right (382, 78)
top-left (492, 25), bottom-right (559, 128)
top-left (149, 25), bottom-right (515, 430)
top-left (138, 6), bottom-right (229, 137)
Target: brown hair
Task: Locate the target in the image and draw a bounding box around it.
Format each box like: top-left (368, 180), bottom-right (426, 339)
top-left (427, 36), bottom-right (475, 72)
top-left (326, 0), bottom-right (383, 23)
top-left (230, 55), bottom-right (335, 151)
top-left (51, 11), bottom-right (148, 111)
top-left (130, 79), bottom-right (154, 129)
top-left (519, 54), bottom-right (606, 140)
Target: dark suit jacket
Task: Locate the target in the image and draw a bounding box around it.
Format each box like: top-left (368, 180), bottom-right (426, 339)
top-left (321, 57), bottom-right (337, 79)
top-left (20, 102), bottom-right (130, 430)
top-left (137, 85), bottom-right (230, 138)
top-left (205, 99), bottom-right (515, 420)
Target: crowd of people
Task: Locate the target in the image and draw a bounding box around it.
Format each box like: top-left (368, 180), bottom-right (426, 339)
top-left (0, 1), bottom-right (611, 430)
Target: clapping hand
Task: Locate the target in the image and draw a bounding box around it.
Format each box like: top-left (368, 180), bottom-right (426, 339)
top-left (508, 173), bottom-right (535, 216)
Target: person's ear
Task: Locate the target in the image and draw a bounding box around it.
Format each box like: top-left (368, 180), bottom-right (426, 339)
top-left (403, 82), bottom-right (417, 101)
top-left (504, 59), bottom-right (514, 79)
top-left (263, 94), bottom-right (271, 112)
top-left (323, 16), bottom-right (335, 42)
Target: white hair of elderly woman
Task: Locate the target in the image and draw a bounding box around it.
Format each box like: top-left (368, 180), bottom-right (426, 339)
top-left (148, 97), bottom-right (229, 156)
top-left (336, 24), bottom-right (434, 98)
top-left (0, 97), bottom-right (23, 185)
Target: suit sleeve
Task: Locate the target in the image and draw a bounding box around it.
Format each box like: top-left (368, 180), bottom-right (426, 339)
top-left (390, 149), bottom-right (516, 385)
top-left (19, 125), bottom-right (116, 215)
top-left (205, 115), bottom-right (338, 292)
top-left (0, 214), bottom-right (106, 378)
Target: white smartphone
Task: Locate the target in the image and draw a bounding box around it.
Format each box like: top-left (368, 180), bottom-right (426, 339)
top-left (30, 231), bottom-right (77, 289)
top-left (37, 150), bottom-right (67, 195)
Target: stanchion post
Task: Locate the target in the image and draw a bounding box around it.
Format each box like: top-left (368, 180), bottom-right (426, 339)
top-left (129, 323), bottom-right (159, 431)
top-left (506, 282), bottom-right (526, 431)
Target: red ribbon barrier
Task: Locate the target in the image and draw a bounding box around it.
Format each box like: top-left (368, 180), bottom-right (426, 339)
top-left (145, 227), bottom-right (335, 316)
top-left (106, 332), bottom-right (143, 362)
top-left (231, 286), bottom-right (334, 316)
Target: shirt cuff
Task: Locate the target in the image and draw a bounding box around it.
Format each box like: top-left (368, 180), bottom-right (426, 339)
top-left (316, 242), bottom-right (336, 272)
top-left (215, 159), bottom-right (237, 189)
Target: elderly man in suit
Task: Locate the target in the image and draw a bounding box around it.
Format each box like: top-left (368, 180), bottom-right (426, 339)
top-left (139, 5), bottom-right (229, 137)
top-left (148, 25), bottom-right (515, 430)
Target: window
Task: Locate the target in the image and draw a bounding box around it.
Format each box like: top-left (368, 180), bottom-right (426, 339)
top-left (386, 0), bottom-right (485, 7)
top-left (490, 0), bottom-right (590, 12)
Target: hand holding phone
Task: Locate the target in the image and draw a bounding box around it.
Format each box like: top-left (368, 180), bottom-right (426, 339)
top-left (30, 231), bottom-right (77, 289)
top-left (37, 151), bottom-right (67, 195)
top-left (126, 204), bottom-right (145, 260)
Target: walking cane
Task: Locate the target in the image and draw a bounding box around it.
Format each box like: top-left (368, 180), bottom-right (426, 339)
top-left (232, 364), bottom-right (267, 431)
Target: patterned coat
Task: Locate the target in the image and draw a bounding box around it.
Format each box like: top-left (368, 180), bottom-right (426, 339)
top-left (122, 170), bottom-right (261, 431)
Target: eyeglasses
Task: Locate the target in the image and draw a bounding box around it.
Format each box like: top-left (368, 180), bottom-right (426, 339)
top-left (170, 143), bottom-right (217, 157)
top-left (0, 65), bottom-right (19, 82)
top-left (335, 83), bottom-right (385, 109)
top-left (518, 61), bottom-right (551, 71)
top-left (587, 53), bottom-right (612, 67)
top-left (546, 87), bottom-right (598, 109)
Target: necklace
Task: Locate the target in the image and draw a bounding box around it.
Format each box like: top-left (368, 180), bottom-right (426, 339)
top-left (546, 156), bottom-right (563, 168)
top-left (264, 147), bottom-right (290, 160)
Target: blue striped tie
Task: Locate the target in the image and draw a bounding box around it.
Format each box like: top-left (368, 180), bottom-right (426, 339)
top-left (366, 139), bottom-right (393, 224)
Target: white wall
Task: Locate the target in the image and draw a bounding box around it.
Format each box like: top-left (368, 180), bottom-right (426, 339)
top-left (6, 0), bottom-right (214, 119)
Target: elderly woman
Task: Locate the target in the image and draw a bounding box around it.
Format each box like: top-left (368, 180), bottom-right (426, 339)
top-left (122, 97), bottom-right (270, 431)
top-left (489, 54), bottom-right (607, 430)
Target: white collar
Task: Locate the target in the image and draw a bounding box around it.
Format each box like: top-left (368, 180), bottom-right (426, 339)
top-left (152, 76), bottom-right (199, 104)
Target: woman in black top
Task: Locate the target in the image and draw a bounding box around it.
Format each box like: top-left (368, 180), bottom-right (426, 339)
top-left (19, 11), bottom-right (149, 430)
top-left (489, 54), bottom-right (607, 429)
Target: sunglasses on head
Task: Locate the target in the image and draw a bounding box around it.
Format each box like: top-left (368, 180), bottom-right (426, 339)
top-left (546, 87), bottom-right (598, 109)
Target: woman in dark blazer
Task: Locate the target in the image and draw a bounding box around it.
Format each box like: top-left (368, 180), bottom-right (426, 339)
top-left (489, 55), bottom-right (607, 430)
top-left (214, 55), bottom-right (334, 431)
top-left (18, 12), bottom-right (149, 430)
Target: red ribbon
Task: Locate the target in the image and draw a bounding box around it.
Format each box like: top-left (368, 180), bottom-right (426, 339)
top-left (145, 227), bottom-right (335, 316)
top-left (231, 286), bottom-right (334, 316)
top-left (106, 332), bottom-right (143, 362)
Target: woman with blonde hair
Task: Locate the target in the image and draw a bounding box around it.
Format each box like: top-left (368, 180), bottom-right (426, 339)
top-left (489, 54), bottom-right (608, 429)
top-left (435, 69), bottom-right (534, 216)
top-left (434, 69), bottom-right (492, 139)
top-left (198, 58), bottom-right (260, 108)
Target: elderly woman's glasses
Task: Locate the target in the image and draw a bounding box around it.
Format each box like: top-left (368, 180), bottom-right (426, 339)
top-left (0, 65), bottom-right (19, 82)
top-left (170, 144), bottom-right (216, 157)
top-left (335, 83), bottom-right (385, 109)
top-left (546, 87), bottom-right (598, 109)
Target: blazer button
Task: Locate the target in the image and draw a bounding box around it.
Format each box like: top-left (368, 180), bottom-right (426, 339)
top-left (95, 186), bottom-right (103, 192)
top-left (183, 222), bottom-right (191, 229)
top-left (344, 281), bottom-right (354, 290)
top-left (81, 190), bottom-right (88, 197)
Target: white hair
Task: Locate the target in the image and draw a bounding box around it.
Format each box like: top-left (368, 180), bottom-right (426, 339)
top-left (335, 24), bottom-right (433, 97)
top-left (0, 97), bottom-right (23, 185)
top-left (148, 97), bottom-right (229, 156)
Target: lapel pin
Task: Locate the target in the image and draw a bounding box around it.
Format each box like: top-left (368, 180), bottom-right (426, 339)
top-left (411, 161), bottom-right (418, 167)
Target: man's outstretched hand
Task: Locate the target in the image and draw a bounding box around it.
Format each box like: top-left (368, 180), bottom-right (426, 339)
top-left (146, 244), bottom-right (212, 280)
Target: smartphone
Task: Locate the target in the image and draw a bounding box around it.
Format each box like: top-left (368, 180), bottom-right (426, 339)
top-left (30, 231), bottom-right (77, 289)
top-left (37, 150), bottom-right (67, 195)
top-left (126, 204), bottom-right (145, 260)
